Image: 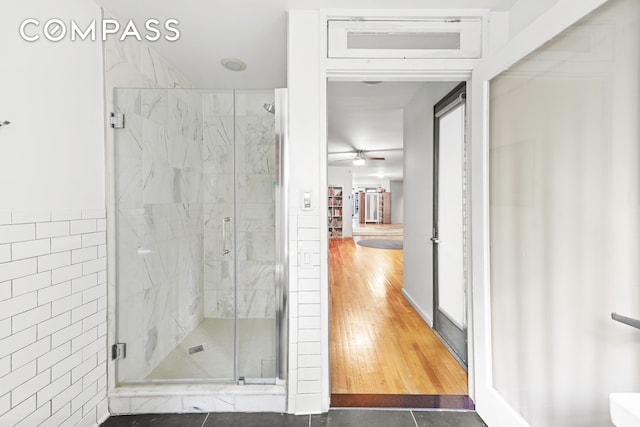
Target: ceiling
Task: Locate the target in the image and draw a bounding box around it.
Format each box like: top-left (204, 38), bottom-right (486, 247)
top-left (327, 82), bottom-right (427, 182)
top-left (94, 0), bottom-right (518, 183)
top-left (95, 0), bottom-right (518, 89)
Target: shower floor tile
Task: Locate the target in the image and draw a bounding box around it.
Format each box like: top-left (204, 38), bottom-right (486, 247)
top-left (146, 318), bottom-right (276, 381)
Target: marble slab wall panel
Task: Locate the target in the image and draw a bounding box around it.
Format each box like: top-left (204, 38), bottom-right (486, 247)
top-left (109, 383), bottom-right (286, 414)
top-left (114, 89), bottom-right (204, 381)
top-left (234, 92), bottom-right (277, 320)
top-left (202, 92), bottom-right (236, 319)
top-left (202, 91), bottom-right (277, 320)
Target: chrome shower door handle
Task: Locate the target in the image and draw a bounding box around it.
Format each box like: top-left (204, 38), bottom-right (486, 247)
top-left (222, 217), bottom-right (231, 255)
top-left (430, 236), bottom-right (440, 244)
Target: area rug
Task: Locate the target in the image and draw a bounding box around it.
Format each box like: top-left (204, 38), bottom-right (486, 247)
top-left (356, 239), bottom-right (403, 250)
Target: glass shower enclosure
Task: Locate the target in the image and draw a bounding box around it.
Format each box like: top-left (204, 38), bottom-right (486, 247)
top-left (113, 88), bottom-right (287, 384)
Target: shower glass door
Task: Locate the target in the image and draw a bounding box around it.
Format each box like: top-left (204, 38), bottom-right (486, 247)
top-left (233, 91), bottom-right (277, 381)
top-left (114, 88), bottom-right (279, 384)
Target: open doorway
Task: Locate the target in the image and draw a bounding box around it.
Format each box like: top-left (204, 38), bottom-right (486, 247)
top-left (327, 80), bottom-right (471, 408)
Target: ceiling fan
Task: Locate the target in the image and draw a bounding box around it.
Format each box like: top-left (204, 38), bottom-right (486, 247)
top-left (328, 148), bottom-right (399, 165)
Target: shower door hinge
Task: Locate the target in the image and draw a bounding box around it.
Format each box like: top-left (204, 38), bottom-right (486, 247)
top-left (110, 112), bottom-right (125, 129)
top-left (112, 343), bottom-right (126, 360)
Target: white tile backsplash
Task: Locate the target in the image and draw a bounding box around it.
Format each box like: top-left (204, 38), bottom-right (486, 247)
top-left (0, 245), bottom-right (10, 263)
top-left (0, 210), bottom-right (107, 427)
top-left (38, 251), bottom-right (71, 272)
top-left (0, 258), bottom-right (38, 283)
top-left (12, 305), bottom-right (52, 332)
top-left (0, 393), bottom-right (9, 415)
top-left (36, 222), bottom-right (70, 239)
top-left (0, 319), bottom-right (10, 340)
top-left (71, 220), bottom-right (98, 235)
top-left (0, 281), bottom-right (10, 301)
top-left (0, 224), bottom-right (36, 244)
top-left (288, 207), bottom-right (324, 413)
top-left (81, 232), bottom-right (105, 248)
top-left (52, 264), bottom-right (83, 285)
top-left (3, 396), bottom-right (36, 427)
top-left (72, 247), bottom-right (98, 264)
top-left (12, 239), bottom-right (51, 261)
top-left (0, 212), bottom-right (12, 226)
top-left (14, 272), bottom-right (52, 297)
top-left (0, 293), bottom-right (38, 320)
top-left (37, 342), bottom-right (71, 374)
top-left (51, 211), bottom-right (83, 222)
top-left (51, 235), bottom-right (83, 253)
top-left (0, 328), bottom-right (36, 359)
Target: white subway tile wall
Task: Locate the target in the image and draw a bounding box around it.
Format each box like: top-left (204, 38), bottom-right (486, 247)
top-left (288, 208), bottom-right (323, 413)
top-left (0, 211), bottom-right (108, 426)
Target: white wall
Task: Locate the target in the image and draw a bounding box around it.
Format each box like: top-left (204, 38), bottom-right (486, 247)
top-left (508, 0), bottom-right (562, 37)
top-left (0, 1), bottom-right (109, 426)
top-left (489, 1), bottom-right (640, 424)
top-left (287, 10), bottom-right (326, 414)
top-left (0, 0), bottom-right (105, 211)
top-left (402, 82), bottom-right (457, 325)
top-left (328, 167), bottom-right (353, 238)
top-left (389, 180), bottom-right (404, 224)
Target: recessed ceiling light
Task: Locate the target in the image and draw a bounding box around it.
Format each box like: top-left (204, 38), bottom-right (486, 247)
top-left (362, 81), bottom-right (383, 86)
top-left (221, 58), bottom-right (247, 72)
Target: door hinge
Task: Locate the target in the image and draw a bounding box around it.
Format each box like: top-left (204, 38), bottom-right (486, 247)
top-left (431, 228), bottom-right (439, 244)
top-left (112, 343), bottom-right (126, 360)
top-left (110, 112), bottom-right (125, 129)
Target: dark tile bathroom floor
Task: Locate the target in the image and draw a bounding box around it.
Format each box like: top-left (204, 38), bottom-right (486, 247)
top-left (101, 409), bottom-right (488, 427)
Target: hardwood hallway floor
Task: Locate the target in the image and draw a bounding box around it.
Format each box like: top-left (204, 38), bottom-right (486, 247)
top-left (329, 237), bottom-right (468, 395)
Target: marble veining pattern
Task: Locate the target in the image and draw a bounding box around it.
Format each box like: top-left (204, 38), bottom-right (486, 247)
top-left (203, 92), bottom-right (277, 320)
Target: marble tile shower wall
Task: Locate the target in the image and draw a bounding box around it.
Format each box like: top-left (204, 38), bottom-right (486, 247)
top-left (202, 92), bottom-right (234, 318)
top-left (203, 92), bottom-right (277, 319)
top-left (114, 89), bottom-right (204, 380)
top-left (0, 211), bottom-right (108, 426)
top-left (234, 93), bottom-right (277, 320)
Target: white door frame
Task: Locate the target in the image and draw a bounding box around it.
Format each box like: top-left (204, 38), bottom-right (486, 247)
top-left (469, 0), bottom-right (608, 425)
top-left (318, 12), bottom-right (489, 416)
top-left (317, 0), bottom-right (611, 422)
top-left (322, 73), bottom-right (475, 404)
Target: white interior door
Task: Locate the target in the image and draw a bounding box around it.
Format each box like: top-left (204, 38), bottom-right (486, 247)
top-left (471, 0), bottom-right (640, 425)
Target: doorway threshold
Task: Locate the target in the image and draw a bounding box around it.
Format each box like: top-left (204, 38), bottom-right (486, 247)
top-left (330, 394), bottom-right (474, 410)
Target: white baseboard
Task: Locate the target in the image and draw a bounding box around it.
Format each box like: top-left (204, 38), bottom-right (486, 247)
top-left (402, 288), bottom-right (433, 327)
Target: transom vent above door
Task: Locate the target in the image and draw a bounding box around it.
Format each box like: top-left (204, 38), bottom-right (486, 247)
top-left (327, 18), bottom-right (482, 59)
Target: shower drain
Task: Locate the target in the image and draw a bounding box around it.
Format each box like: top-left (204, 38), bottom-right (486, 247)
top-left (188, 344), bottom-right (204, 354)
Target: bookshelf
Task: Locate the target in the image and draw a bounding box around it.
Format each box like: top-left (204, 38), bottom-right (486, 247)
top-left (328, 185), bottom-right (343, 238)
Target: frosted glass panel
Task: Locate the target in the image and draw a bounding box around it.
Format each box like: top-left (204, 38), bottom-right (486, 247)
top-left (489, 0), bottom-right (640, 425)
top-left (437, 105), bottom-right (465, 328)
